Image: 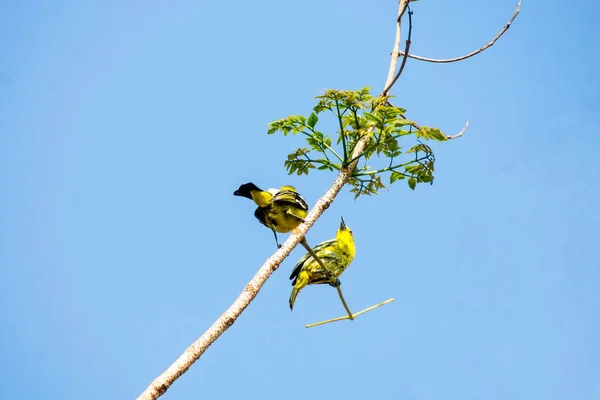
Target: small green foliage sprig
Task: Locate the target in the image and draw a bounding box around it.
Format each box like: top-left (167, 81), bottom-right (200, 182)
top-left (268, 87), bottom-right (449, 198)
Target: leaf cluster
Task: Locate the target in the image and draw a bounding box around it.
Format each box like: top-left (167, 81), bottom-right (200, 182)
top-left (267, 87), bottom-right (449, 198)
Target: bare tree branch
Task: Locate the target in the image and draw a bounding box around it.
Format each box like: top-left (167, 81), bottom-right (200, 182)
top-left (391, 8), bottom-right (413, 89)
top-left (398, 0), bottom-right (521, 64)
top-left (447, 120), bottom-right (470, 139)
top-left (137, 146), bottom-right (367, 400)
top-left (136, 2), bottom-right (410, 399)
top-left (381, 0), bottom-right (410, 96)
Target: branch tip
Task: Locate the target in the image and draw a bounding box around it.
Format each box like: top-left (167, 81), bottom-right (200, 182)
top-left (447, 120), bottom-right (470, 140)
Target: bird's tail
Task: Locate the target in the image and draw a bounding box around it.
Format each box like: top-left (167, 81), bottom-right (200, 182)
top-left (289, 271), bottom-right (310, 311)
top-left (289, 287), bottom-right (300, 311)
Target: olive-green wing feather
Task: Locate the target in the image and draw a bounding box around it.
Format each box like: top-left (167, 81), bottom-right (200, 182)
top-left (272, 190), bottom-right (308, 210)
top-left (289, 239), bottom-right (337, 282)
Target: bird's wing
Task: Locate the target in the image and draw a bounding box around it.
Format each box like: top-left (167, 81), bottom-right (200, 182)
top-left (289, 239), bottom-right (337, 281)
top-left (253, 207), bottom-right (269, 228)
top-left (272, 190), bottom-right (308, 211)
top-left (311, 238), bottom-right (338, 255)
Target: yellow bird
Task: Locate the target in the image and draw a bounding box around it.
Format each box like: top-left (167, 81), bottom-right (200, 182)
top-left (234, 182), bottom-right (308, 248)
top-left (289, 217), bottom-right (356, 310)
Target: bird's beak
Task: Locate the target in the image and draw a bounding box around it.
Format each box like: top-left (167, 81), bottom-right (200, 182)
top-left (340, 217), bottom-right (346, 230)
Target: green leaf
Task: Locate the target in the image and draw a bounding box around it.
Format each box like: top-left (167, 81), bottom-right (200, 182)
top-left (390, 171), bottom-right (406, 183)
top-left (417, 126), bottom-right (430, 140)
top-left (393, 119), bottom-right (414, 127)
top-left (307, 112), bottom-right (318, 129)
top-left (306, 131), bottom-right (329, 152)
top-left (427, 127), bottom-right (448, 142)
top-left (288, 163), bottom-right (297, 175)
top-left (408, 177), bottom-right (417, 190)
top-left (395, 129), bottom-right (413, 137)
top-left (405, 163), bottom-right (424, 174)
top-left (364, 112), bottom-right (383, 125)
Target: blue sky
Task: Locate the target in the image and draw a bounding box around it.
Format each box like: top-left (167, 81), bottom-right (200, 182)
top-left (1, 1), bottom-right (599, 399)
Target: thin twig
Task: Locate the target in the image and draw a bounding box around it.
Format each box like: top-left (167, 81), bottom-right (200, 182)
top-left (299, 238), bottom-right (333, 279)
top-left (382, 0), bottom-right (411, 96)
top-left (306, 298), bottom-right (395, 328)
top-left (447, 120), bottom-right (470, 140)
top-left (382, 5), bottom-right (413, 96)
top-left (398, 0), bottom-right (522, 64)
top-left (336, 285), bottom-right (354, 320)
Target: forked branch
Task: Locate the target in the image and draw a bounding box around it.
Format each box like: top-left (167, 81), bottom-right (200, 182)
top-left (382, 0), bottom-right (412, 96)
top-left (398, 0), bottom-right (521, 64)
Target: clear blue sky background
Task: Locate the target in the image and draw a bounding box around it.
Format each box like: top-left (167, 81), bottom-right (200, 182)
top-left (1, 1), bottom-right (599, 399)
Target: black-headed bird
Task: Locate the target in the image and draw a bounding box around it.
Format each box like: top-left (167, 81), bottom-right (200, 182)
top-left (289, 217), bottom-right (356, 310)
top-left (234, 182), bottom-right (309, 248)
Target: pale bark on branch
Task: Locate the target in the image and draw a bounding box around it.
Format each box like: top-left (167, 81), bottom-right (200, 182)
top-left (136, 148), bottom-right (368, 400)
top-left (136, 0), bottom-right (519, 398)
top-left (137, 3), bottom-right (408, 400)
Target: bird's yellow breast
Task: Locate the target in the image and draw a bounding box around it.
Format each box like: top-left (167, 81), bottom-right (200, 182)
top-left (335, 230), bottom-right (356, 261)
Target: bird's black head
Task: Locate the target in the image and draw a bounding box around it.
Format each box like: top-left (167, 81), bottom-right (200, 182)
top-left (234, 182), bottom-right (262, 199)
